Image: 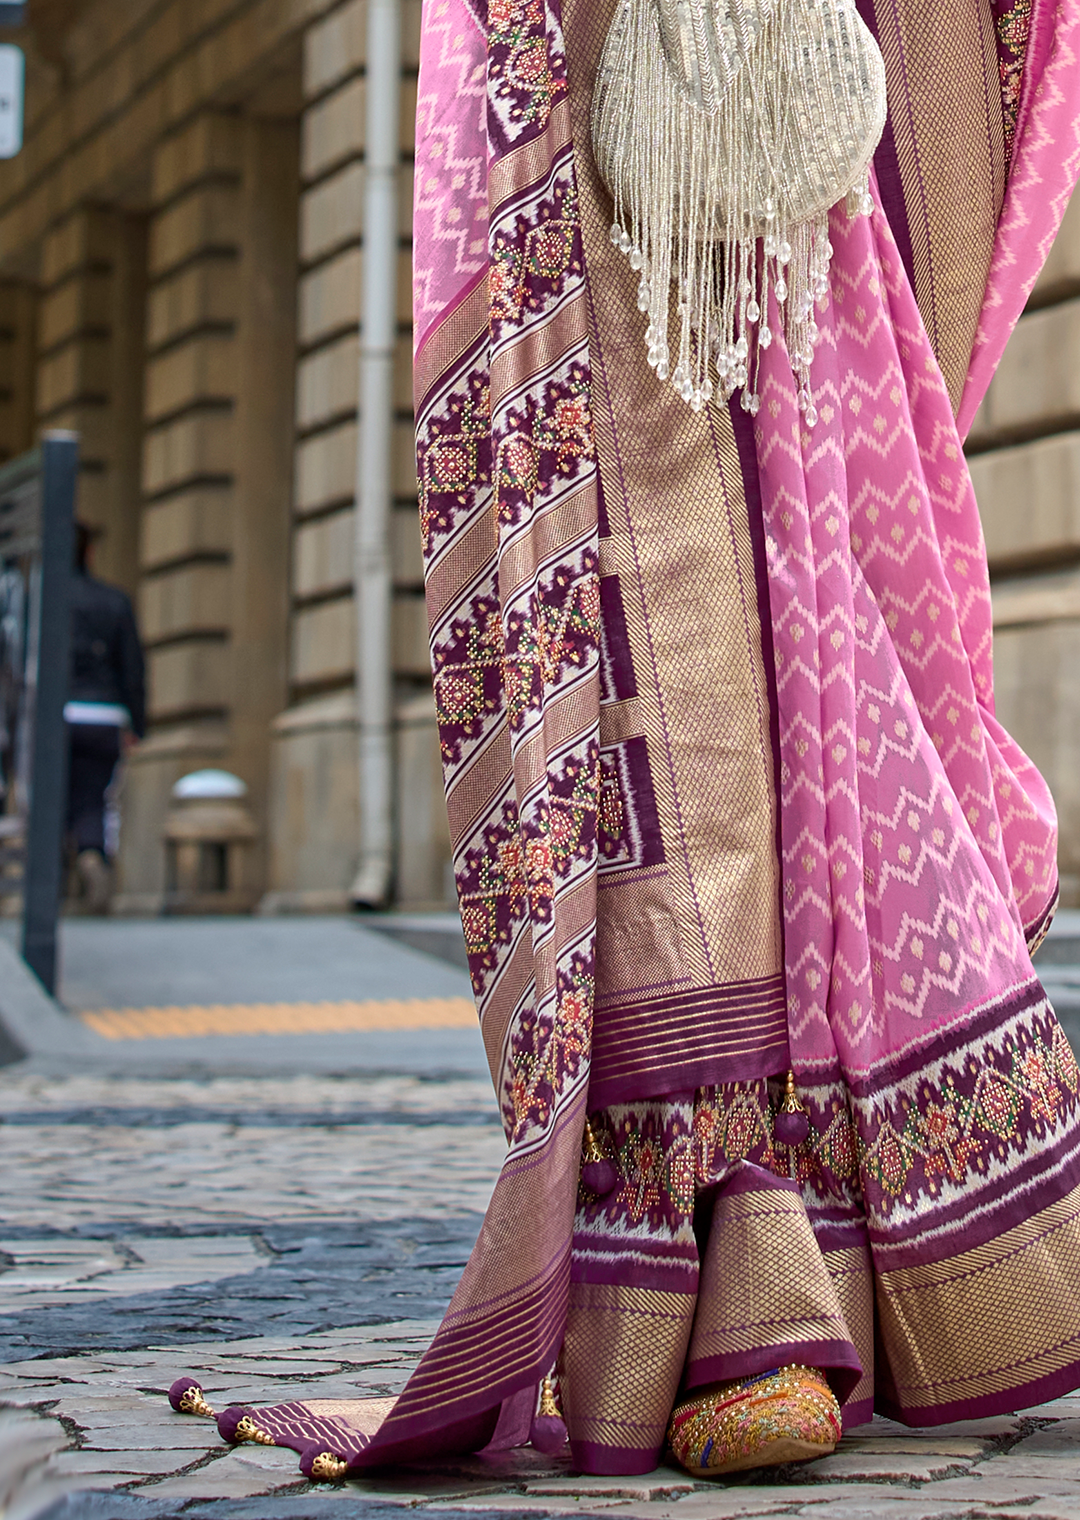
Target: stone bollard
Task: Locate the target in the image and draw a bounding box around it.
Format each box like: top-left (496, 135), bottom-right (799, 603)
top-left (163, 770), bottom-right (258, 915)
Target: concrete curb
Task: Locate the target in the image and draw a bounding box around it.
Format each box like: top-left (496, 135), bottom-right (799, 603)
top-left (0, 935), bottom-right (99, 1067)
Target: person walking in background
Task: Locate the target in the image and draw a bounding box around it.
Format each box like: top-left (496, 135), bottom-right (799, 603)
top-left (65, 522), bottom-right (144, 914)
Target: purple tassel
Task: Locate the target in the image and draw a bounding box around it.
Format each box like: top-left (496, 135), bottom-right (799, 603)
top-left (774, 1107), bottom-right (809, 1147)
top-left (301, 1442), bottom-right (350, 1480)
top-left (530, 1376), bottom-right (568, 1454)
top-left (581, 1156), bottom-right (618, 1196)
top-left (216, 1406), bottom-right (252, 1443)
top-left (530, 1412), bottom-right (569, 1454)
top-left (168, 1378), bottom-right (196, 1412)
top-left (168, 1377), bottom-right (214, 1417)
top-left (775, 1070), bottom-right (809, 1148)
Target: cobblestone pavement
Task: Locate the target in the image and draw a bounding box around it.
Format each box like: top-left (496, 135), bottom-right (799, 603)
top-left (3, 920), bottom-right (1080, 1519)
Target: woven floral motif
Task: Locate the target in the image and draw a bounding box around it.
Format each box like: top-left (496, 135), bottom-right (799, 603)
top-left (502, 550), bottom-right (601, 729)
top-left (432, 590), bottom-right (506, 768)
top-left (455, 741), bottom-right (600, 996)
top-left (573, 1004), bottom-right (1080, 1246)
top-left (504, 953), bottom-right (596, 1140)
top-left (491, 175), bottom-right (583, 328)
top-left (419, 0), bottom-right (601, 1076)
top-left (856, 1009), bottom-right (1079, 1207)
top-left (456, 798), bottom-right (528, 984)
top-left (994, 0), bottom-right (1032, 156)
top-left (577, 1100), bottom-right (693, 1239)
top-left (518, 741), bottom-right (602, 917)
top-left (487, 0), bottom-right (568, 148)
top-left (577, 1084), bottom-right (777, 1237)
top-left (793, 999), bottom-right (1080, 1227)
top-left (494, 366), bottom-right (594, 526)
top-left (417, 378), bottom-right (491, 557)
top-left (692, 1084), bottom-right (779, 1184)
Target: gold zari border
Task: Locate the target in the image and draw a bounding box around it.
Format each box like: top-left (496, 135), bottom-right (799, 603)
top-left (877, 1180), bottom-right (1080, 1410)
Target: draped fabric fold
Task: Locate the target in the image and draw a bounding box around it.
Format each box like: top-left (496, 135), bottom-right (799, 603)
top-left (387, 0), bottom-right (1080, 1447)
top-left (166, 0), bottom-right (1080, 1477)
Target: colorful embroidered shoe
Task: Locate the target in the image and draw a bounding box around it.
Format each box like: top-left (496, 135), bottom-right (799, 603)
top-left (667, 1364), bottom-right (841, 1477)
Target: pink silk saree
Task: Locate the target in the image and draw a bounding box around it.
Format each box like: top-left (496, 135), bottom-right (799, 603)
top-left (168, 0), bottom-right (1080, 1479)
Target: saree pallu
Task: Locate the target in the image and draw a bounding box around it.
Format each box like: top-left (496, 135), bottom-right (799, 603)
top-left (168, 0), bottom-right (1080, 1479)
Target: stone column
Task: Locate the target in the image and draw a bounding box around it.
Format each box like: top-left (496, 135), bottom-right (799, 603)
top-left (266, 0), bottom-right (451, 911)
top-left (968, 190), bottom-right (1080, 904)
top-left (0, 279), bottom-right (36, 466)
top-left (117, 109), bottom-right (298, 911)
top-left (34, 207), bottom-right (146, 593)
top-left (229, 116), bottom-right (300, 898)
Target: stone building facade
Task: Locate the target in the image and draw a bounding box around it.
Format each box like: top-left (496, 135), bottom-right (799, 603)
top-left (1, 0), bottom-right (1079, 911)
top-left (969, 195), bottom-right (1080, 906)
top-left (0, 0), bottom-right (451, 912)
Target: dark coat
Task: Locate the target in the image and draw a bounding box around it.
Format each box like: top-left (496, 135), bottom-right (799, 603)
top-left (69, 571), bottom-right (146, 738)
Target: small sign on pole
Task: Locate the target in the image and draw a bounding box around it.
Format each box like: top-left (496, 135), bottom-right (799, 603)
top-left (0, 44), bottom-right (24, 160)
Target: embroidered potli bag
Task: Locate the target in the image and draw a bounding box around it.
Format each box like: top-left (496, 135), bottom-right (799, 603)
top-left (591, 0), bottom-right (887, 422)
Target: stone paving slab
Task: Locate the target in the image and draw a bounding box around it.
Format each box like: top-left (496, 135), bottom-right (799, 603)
top-left (6, 971), bottom-right (1080, 1520)
top-left (8, 1226), bottom-right (1080, 1519)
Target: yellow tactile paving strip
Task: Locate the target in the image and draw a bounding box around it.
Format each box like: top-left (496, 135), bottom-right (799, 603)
top-left (79, 998), bottom-right (478, 1041)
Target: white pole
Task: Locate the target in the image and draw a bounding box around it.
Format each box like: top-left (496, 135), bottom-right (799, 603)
top-left (350, 0), bottom-right (401, 907)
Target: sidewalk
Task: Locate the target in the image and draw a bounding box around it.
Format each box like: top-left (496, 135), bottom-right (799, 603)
top-left (3, 914), bottom-right (1080, 1520)
top-left (0, 916), bottom-right (486, 1079)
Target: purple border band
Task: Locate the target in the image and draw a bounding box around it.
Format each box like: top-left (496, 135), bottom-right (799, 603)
top-left (571, 1441), bottom-right (666, 1476)
top-left (590, 975), bottom-right (789, 1105)
top-left (842, 1395), bottom-right (874, 1431)
top-left (1025, 881), bottom-right (1059, 952)
top-left (878, 1353), bottom-right (1080, 1429)
top-left (590, 1041), bottom-right (789, 1108)
top-left (875, 1116), bottom-right (1080, 1274)
top-left (348, 1406), bottom-right (500, 1471)
top-left (686, 1339), bottom-right (865, 1409)
top-left (595, 972), bottom-right (787, 1018)
top-left (841, 976), bottom-right (1048, 1099)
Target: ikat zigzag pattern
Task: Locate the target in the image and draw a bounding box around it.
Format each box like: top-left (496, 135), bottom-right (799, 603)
top-left (755, 181), bottom-right (1057, 1079)
top-left (958, 0), bottom-right (1080, 434)
top-left (413, 0), bottom-right (489, 347)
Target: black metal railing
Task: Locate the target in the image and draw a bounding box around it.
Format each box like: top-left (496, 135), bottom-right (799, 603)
top-left (0, 432), bottom-right (78, 994)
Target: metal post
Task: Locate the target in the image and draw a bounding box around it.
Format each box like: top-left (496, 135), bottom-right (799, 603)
top-left (21, 431), bottom-right (77, 993)
top-left (350, 0), bottom-right (401, 909)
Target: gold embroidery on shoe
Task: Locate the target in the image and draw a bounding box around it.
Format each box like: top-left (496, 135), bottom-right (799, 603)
top-left (667, 1363), bottom-right (841, 1476)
